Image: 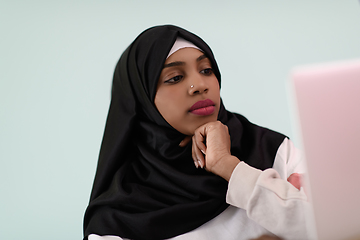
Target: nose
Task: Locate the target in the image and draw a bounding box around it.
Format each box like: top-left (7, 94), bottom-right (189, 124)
top-left (188, 76), bottom-right (209, 95)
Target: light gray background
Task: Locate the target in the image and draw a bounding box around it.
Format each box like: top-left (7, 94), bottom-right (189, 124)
top-left (1, 1), bottom-right (359, 239)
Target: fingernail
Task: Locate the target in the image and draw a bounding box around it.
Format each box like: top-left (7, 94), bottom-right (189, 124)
top-left (201, 149), bottom-right (206, 155)
top-left (198, 160), bottom-right (204, 168)
top-left (194, 161), bottom-right (199, 168)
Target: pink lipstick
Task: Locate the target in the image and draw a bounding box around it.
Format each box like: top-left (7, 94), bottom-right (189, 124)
top-left (189, 99), bottom-right (215, 116)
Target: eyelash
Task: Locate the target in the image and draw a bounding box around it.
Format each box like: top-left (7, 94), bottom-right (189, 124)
top-left (200, 68), bottom-right (213, 75)
top-left (165, 75), bottom-right (183, 83)
top-left (164, 68), bottom-right (213, 84)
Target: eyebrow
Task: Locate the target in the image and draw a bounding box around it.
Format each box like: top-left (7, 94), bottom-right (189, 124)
top-left (163, 61), bottom-right (185, 68)
top-left (163, 54), bottom-right (208, 69)
top-left (196, 54), bottom-right (208, 62)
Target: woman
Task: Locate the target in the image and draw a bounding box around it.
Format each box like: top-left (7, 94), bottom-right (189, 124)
top-left (83, 25), bottom-right (309, 240)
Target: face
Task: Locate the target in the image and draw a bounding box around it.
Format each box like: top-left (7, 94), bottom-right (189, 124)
top-left (154, 47), bottom-right (220, 135)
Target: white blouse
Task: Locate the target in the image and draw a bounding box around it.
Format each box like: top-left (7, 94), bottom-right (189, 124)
top-left (88, 138), bottom-right (313, 240)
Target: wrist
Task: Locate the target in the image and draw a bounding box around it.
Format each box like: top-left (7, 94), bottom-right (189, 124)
top-left (213, 155), bottom-right (240, 181)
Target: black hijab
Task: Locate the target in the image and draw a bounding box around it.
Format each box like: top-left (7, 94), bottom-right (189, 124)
top-left (83, 25), bottom-right (286, 240)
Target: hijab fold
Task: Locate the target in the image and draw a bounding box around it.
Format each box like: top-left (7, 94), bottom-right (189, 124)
top-left (83, 25), bottom-right (286, 240)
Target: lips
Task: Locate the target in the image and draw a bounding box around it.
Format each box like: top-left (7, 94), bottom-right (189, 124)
top-left (189, 99), bottom-right (215, 116)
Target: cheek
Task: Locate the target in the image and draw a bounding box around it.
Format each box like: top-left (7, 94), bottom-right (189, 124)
top-left (155, 89), bottom-right (192, 134)
top-left (154, 93), bottom-right (166, 117)
top-left (210, 79), bottom-right (221, 101)
top-left (155, 89), bottom-right (180, 121)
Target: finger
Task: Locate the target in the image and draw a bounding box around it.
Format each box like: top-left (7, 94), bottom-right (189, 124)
top-left (179, 135), bottom-right (192, 147)
top-left (287, 173), bottom-right (302, 190)
top-left (191, 139), bottom-right (199, 168)
top-left (192, 135), bottom-right (205, 168)
top-left (191, 139), bottom-right (200, 168)
top-left (193, 126), bottom-right (207, 155)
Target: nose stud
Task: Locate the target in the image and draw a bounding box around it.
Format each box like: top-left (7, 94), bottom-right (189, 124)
top-left (190, 85), bottom-right (194, 88)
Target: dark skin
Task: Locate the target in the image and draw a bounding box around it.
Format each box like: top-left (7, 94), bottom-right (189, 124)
top-left (159, 48), bottom-right (303, 186)
top-left (157, 47), bottom-right (303, 240)
top-left (179, 121), bottom-right (240, 181)
top-left (155, 48), bottom-right (241, 181)
top-left (180, 121), bottom-right (303, 187)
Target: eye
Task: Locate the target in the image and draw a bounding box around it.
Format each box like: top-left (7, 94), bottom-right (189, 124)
top-left (200, 68), bottom-right (213, 75)
top-left (165, 75), bottom-right (183, 84)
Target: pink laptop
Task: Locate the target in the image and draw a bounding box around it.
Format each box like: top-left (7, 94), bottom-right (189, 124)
top-left (291, 59), bottom-right (360, 240)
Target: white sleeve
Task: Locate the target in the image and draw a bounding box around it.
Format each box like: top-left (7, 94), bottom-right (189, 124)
top-left (226, 138), bottom-right (312, 240)
top-left (88, 234), bottom-right (127, 240)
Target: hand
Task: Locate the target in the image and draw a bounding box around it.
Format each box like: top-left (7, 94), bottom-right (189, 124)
top-left (191, 121), bottom-right (240, 181)
top-left (287, 173), bottom-right (303, 191)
